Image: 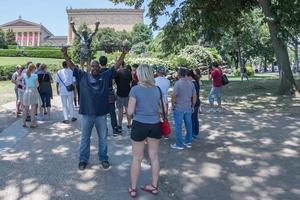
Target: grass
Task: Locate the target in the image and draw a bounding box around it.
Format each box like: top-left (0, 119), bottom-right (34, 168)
top-left (201, 73), bottom-right (300, 114)
top-left (0, 57), bottom-right (64, 72)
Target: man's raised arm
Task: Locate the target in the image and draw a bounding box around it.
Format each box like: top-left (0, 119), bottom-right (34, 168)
top-left (61, 47), bottom-right (76, 70)
top-left (114, 46), bottom-right (130, 69)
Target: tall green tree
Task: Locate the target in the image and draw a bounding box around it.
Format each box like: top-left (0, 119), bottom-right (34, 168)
top-left (0, 28), bottom-right (7, 49)
top-left (131, 23), bottom-right (153, 45)
top-left (111, 0), bottom-right (300, 94)
top-left (5, 29), bottom-right (16, 45)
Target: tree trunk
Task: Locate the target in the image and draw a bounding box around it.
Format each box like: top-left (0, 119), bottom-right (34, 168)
top-left (294, 39), bottom-right (299, 72)
top-left (259, 0), bottom-right (299, 94)
top-left (264, 56), bottom-right (267, 72)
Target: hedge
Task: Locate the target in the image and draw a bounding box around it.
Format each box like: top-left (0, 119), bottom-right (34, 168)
top-left (0, 49), bottom-right (62, 59)
top-left (234, 65), bottom-right (255, 77)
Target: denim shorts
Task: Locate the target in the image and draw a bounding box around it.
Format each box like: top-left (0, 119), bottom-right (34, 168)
top-left (131, 120), bottom-right (162, 142)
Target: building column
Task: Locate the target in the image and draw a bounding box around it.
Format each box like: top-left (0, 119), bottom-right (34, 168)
top-left (37, 32), bottom-right (40, 46)
top-left (15, 32), bottom-right (18, 43)
top-left (21, 32), bottom-right (24, 46)
top-left (32, 32), bottom-right (35, 46)
top-left (26, 32), bottom-right (29, 46)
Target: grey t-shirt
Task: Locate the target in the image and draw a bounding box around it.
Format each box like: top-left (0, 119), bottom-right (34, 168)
top-left (173, 78), bottom-right (196, 112)
top-left (129, 85), bottom-right (160, 124)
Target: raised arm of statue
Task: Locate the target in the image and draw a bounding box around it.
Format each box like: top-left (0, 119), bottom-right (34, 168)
top-left (89, 21), bottom-right (100, 40)
top-left (70, 21), bottom-right (81, 38)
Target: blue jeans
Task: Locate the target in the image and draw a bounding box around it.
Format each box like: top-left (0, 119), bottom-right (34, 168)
top-left (192, 106), bottom-right (200, 136)
top-left (109, 103), bottom-right (118, 130)
top-left (173, 109), bottom-right (193, 147)
top-left (79, 115), bottom-right (108, 163)
top-left (208, 87), bottom-right (222, 105)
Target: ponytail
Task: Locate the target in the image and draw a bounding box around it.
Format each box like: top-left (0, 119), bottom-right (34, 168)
top-left (26, 63), bottom-right (35, 78)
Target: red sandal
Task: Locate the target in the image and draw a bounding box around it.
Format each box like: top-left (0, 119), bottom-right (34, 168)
top-left (140, 184), bottom-right (158, 195)
top-left (128, 187), bottom-right (137, 198)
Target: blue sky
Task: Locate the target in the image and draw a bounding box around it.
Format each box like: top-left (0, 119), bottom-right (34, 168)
top-left (0, 0), bottom-right (172, 36)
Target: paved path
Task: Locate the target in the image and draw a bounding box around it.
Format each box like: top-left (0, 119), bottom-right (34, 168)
top-left (0, 97), bottom-right (300, 200)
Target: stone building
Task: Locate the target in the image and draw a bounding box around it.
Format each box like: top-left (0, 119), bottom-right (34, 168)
top-left (0, 17), bottom-right (67, 47)
top-left (66, 8), bottom-right (144, 44)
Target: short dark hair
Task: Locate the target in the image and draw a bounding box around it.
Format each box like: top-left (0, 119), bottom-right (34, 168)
top-left (62, 61), bottom-right (67, 68)
top-left (99, 56), bottom-right (108, 66)
top-left (178, 67), bottom-right (187, 77)
top-left (132, 64), bottom-right (139, 69)
top-left (212, 62), bottom-right (219, 68)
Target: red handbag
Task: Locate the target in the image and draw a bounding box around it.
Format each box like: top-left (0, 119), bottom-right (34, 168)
top-left (157, 86), bottom-right (171, 136)
top-left (160, 119), bottom-right (171, 136)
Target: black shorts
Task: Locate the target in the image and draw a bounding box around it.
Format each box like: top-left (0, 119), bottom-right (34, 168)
top-left (131, 120), bottom-right (162, 142)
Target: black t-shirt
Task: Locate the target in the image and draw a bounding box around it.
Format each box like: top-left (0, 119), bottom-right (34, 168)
top-left (115, 68), bottom-right (132, 97)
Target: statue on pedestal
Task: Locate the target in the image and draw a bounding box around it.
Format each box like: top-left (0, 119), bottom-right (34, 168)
top-left (70, 21), bottom-right (100, 71)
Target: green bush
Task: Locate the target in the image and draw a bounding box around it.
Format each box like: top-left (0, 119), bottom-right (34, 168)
top-left (179, 45), bottom-right (222, 68)
top-left (24, 46), bottom-right (60, 51)
top-left (234, 65), bottom-right (255, 77)
top-left (7, 45), bottom-right (17, 49)
top-left (0, 64), bottom-right (16, 80)
top-left (0, 49), bottom-right (62, 59)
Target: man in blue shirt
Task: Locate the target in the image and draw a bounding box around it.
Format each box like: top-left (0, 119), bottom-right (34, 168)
top-left (61, 46), bottom-right (128, 170)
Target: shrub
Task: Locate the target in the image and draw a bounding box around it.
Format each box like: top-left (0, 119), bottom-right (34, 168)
top-left (0, 64), bottom-right (16, 80)
top-left (234, 65), bottom-right (255, 77)
top-left (7, 45), bottom-right (17, 49)
top-left (179, 45), bottom-right (222, 68)
top-left (0, 49), bottom-right (62, 58)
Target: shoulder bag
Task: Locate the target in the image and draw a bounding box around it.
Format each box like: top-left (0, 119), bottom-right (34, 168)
top-left (157, 86), bottom-right (171, 136)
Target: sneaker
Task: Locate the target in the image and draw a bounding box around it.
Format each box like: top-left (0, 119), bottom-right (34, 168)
top-left (170, 144), bottom-right (184, 150)
top-left (62, 120), bottom-right (70, 124)
top-left (113, 129), bottom-right (119, 137)
top-left (101, 161), bottom-right (110, 169)
top-left (207, 108), bottom-right (216, 113)
top-left (117, 126), bottom-right (122, 133)
top-left (78, 161), bottom-right (87, 170)
top-left (216, 108), bottom-right (223, 113)
top-left (71, 117), bottom-right (77, 122)
top-left (192, 135), bottom-right (199, 140)
top-left (164, 136), bottom-right (169, 140)
top-left (183, 142), bottom-right (192, 148)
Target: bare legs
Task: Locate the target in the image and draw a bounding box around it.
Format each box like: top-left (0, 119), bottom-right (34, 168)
top-left (118, 107), bottom-right (132, 128)
top-left (129, 138), bottom-right (160, 195)
top-left (22, 105), bottom-right (36, 127)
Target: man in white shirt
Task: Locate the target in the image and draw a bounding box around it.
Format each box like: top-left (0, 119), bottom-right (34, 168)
top-left (155, 66), bottom-right (170, 115)
top-left (56, 61), bottom-right (77, 124)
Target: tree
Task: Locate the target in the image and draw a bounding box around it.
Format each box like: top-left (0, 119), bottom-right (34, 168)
top-left (96, 28), bottom-right (121, 53)
top-left (0, 28), bottom-right (7, 49)
top-left (131, 23), bottom-right (153, 45)
top-left (5, 29), bottom-right (16, 45)
top-left (111, 0), bottom-right (300, 94)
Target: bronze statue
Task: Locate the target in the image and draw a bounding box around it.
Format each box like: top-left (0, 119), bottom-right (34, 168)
top-left (70, 21), bottom-right (100, 71)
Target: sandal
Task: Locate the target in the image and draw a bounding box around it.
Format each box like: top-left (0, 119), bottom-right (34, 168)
top-left (30, 124), bottom-right (37, 128)
top-left (128, 187), bottom-right (137, 198)
top-left (140, 184), bottom-right (158, 195)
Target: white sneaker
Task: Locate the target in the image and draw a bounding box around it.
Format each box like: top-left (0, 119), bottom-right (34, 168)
top-left (170, 144), bottom-right (184, 150)
top-left (183, 143), bottom-right (192, 148)
top-left (207, 108), bottom-right (216, 113)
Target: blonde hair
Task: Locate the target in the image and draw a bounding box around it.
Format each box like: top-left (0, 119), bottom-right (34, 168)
top-left (136, 64), bottom-right (155, 87)
top-left (26, 63), bottom-right (36, 78)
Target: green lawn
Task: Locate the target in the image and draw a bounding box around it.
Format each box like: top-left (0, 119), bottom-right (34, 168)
top-left (0, 57), bottom-right (64, 73)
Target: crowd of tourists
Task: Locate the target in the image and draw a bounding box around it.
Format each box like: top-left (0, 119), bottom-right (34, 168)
top-left (11, 47), bottom-right (224, 198)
